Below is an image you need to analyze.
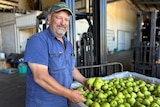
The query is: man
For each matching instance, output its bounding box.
[24,2,87,107]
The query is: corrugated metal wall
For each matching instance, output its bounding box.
[0,13,16,55]
[16,13,38,28]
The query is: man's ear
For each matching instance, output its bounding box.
[47,14,51,24]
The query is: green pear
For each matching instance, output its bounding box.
[119,82,125,87]
[93,81,102,90]
[113,80,119,85]
[117,104,125,107]
[139,80,146,87]
[126,81,133,87]
[122,89,128,94]
[95,77,103,83]
[127,97,136,106]
[97,92,106,99]
[116,84,121,89]
[105,90,112,96]
[127,87,133,93]
[146,95,153,102]
[101,102,110,107]
[83,86,88,91]
[94,98,101,103]
[76,86,84,91]
[85,98,93,106]
[91,102,100,107]
[112,88,117,95]
[148,84,155,91]
[93,91,99,98]
[108,95,115,100]
[137,91,144,98]
[140,86,148,91]
[117,92,124,98]
[154,97,160,105]
[86,77,96,87]
[150,102,159,107]
[143,99,151,105]
[136,97,143,104]
[83,89,89,97]
[156,85,160,93]
[127,77,134,82]
[110,100,118,107]
[101,84,109,90]
[133,86,140,92]
[130,92,137,98]
[117,98,124,104]
[114,96,119,101]
[108,81,113,87]
[123,102,131,107]
[143,90,151,96]
[135,80,140,85]
[87,92,93,99]
[134,101,141,106]
[93,78,104,90]
[103,80,109,84]
[124,93,131,98]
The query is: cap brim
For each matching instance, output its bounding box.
[55,8,72,15]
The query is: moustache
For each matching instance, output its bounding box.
[57,25,66,29]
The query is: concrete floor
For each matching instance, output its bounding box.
[107,50,133,71]
[0,50,132,107]
[0,72,26,107]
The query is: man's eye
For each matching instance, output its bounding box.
[65,19,69,22]
[56,16,61,19]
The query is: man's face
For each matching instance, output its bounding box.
[48,11,70,38]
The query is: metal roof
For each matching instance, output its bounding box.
[131,0,160,11]
[1,0,160,13]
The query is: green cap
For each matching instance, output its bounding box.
[49,2,72,15]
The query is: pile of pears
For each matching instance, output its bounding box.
[76,77,160,107]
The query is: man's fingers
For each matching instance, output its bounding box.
[82,97,86,102]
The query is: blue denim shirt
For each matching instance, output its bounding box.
[24,28,75,107]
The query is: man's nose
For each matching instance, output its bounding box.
[60,18,66,25]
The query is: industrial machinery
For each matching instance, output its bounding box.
[74,12,95,77]
[132,10,160,78]
[74,12,94,67]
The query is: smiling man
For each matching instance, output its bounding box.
[24,2,87,107]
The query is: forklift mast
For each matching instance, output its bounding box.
[132,10,160,78]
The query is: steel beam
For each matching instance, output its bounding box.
[93,0,107,64]
[63,0,77,58]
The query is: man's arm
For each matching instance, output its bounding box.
[72,68,87,86]
[28,62,86,102]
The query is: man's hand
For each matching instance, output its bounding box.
[67,90,86,103]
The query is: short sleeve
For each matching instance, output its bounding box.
[24,34,48,66]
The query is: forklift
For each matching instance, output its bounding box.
[132,10,160,78]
